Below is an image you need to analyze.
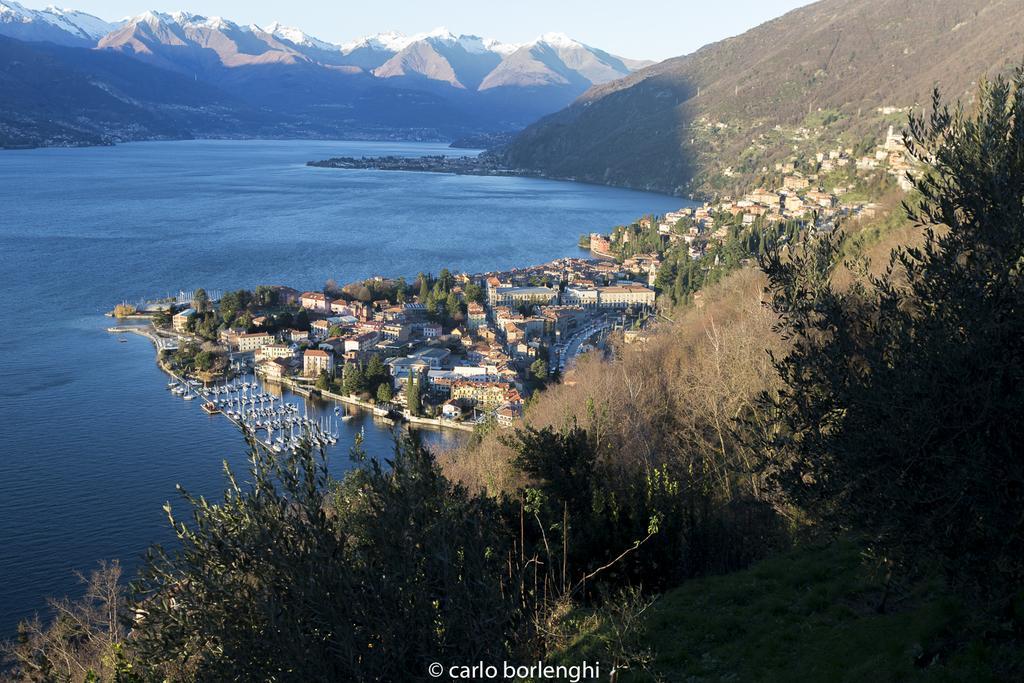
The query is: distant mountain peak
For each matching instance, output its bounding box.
[1,0,113,43]
[416,25,455,41]
[534,31,582,49]
[339,30,408,54]
[262,20,337,51]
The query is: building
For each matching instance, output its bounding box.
[344,331,381,355]
[172,308,196,333]
[382,322,411,342]
[257,357,295,381]
[237,332,274,352]
[310,320,331,338]
[441,399,468,420]
[747,188,780,208]
[410,346,451,369]
[303,349,334,377]
[218,326,243,348]
[589,233,612,255]
[386,357,431,386]
[330,299,353,315]
[300,291,328,312]
[783,174,810,191]
[562,287,600,308]
[450,380,519,411]
[485,276,509,306]
[467,302,487,330]
[496,403,522,427]
[255,343,294,362]
[417,321,442,338]
[541,307,584,341]
[597,284,656,308]
[283,328,309,343]
[489,285,559,309]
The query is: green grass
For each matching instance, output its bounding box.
[553,541,1023,682]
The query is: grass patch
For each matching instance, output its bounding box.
[551,540,1023,681]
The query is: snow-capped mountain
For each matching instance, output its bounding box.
[372,28,507,90]
[481,32,648,91]
[0,0,112,45]
[1,4,658,147]
[91,12,647,92]
[97,11,308,71]
[1,4,650,92]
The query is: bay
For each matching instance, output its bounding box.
[0,139,683,634]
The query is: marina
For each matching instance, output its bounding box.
[165,372,352,453]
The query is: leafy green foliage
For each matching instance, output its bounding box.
[507,424,761,595]
[759,73,1024,598]
[129,435,516,680]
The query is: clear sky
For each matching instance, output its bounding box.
[37,0,817,61]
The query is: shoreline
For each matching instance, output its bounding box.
[107,324,476,436]
[308,154,687,198]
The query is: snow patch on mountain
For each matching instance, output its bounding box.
[264,21,339,52]
[0,0,113,41]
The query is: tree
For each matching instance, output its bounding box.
[315,370,331,392]
[758,72,1024,599]
[129,435,516,680]
[530,358,548,383]
[418,273,431,302]
[365,354,387,390]
[341,363,365,396]
[464,282,484,305]
[445,291,462,320]
[192,288,210,313]
[5,562,138,682]
[219,290,252,322]
[406,377,422,416]
[113,303,137,318]
[424,294,441,320]
[195,350,215,372]
[153,308,172,327]
[438,268,453,292]
[507,424,684,595]
[254,285,278,308]
[376,382,393,404]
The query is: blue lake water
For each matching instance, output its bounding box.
[0,139,682,634]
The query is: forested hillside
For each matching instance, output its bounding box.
[498,0,1024,195]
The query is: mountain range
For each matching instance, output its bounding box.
[496,0,1024,195]
[0,2,653,147]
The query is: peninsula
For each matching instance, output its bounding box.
[306,154,535,179]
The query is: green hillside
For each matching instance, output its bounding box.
[555,541,1023,682]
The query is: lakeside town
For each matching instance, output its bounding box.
[110,122,914,436]
[111,258,658,435]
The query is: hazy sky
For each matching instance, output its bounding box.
[39,0,817,61]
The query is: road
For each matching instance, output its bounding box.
[557,318,614,372]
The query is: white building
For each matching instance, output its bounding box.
[597,284,656,308]
[303,349,334,377]
[237,332,274,352]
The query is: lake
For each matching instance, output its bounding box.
[0,139,683,634]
